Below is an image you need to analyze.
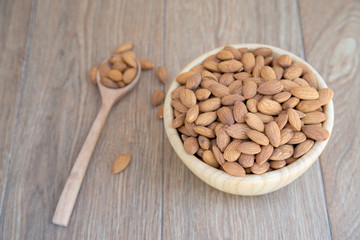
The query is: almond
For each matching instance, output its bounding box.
[222,162,245,177]
[184,121,198,137]
[225,123,251,139]
[277,54,292,68]
[203,60,219,72]
[151,89,165,106]
[123,68,137,84]
[202,150,220,168]
[265,121,281,147]
[209,82,231,98]
[256,144,274,164]
[156,66,168,83]
[178,125,190,136]
[287,131,307,144]
[90,66,98,84]
[294,139,314,158]
[176,72,193,84]
[254,112,274,123]
[318,88,334,106]
[99,62,111,77]
[101,77,118,88]
[179,89,197,108]
[269,160,286,169]
[217,127,230,152]
[202,70,218,81]
[291,86,319,100]
[246,99,258,113]
[107,69,123,81]
[280,128,293,145]
[113,62,128,72]
[139,58,155,70]
[223,140,242,162]
[109,55,123,64]
[264,56,273,65]
[292,62,311,75]
[293,78,310,87]
[157,105,164,119]
[260,66,276,81]
[198,136,211,150]
[193,126,215,138]
[172,113,185,128]
[243,80,257,99]
[219,73,234,86]
[112,154,131,174]
[270,145,294,160]
[238,141,261,154]
[191,65,206,73]
[228,80,243,94]
[218,60,243,73]
[302,124,330,141]
[302,111,327,124]
[286,157,298,165]
[242,52,256,73]
[273,65,284,80]
[246,130,269,145]
[208,122,219,131]
[216,50,234,60]
[253,47,272,57]
[287,109,302,131]
[275,113,288,130]
[302,72,318,89]
[234,72,252,80]
[224,45,242,60]
[281,80,300,91]
[171,99,189,113]
[186,104,199,123]
[221,94,245,105]
[201,79,218,89]
[233,101,248,123]
[123,50,136,58]
[186,72,201,90]
[282,97,300,110]
[217,107,234,125]
[236,154,253,168]
[257,98,282,115]
[195,112,217,126]
[212,145,225,165]
[273,91,291,103]
[245,113,264,132]
[284,65,302,80]
[257,81,284,95]
[172,86,185,99]
[199,98,221,112]
[123,55,137,68]
[251,162,270,175]
[195,88,211,101]
[114,42,133,53]
[184,137,199,154]
[296,100,321,112]
[252,55,265,77]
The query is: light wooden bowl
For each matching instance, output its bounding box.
[164,44,334,196]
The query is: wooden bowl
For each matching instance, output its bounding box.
[164,44,334,196]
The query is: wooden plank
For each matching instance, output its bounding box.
[299,0,360,238]
[0,0,164,239]
[163,0,331,239]
[0,0,34,216]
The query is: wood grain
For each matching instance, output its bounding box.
[0,0,164,239]
[0,0,34,217]
[299,0,360,238]
[163,0,331,239]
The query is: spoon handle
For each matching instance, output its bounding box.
[52,103,112,227]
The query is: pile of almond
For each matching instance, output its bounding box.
[171,46,334,176]
[90,42,155,88]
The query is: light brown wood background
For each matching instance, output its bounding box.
[0,0,358,239]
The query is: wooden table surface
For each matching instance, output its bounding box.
[0,0,359,239]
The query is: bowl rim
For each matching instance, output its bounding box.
[164,43,334,185]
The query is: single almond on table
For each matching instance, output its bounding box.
[157,105,164,119]
[156,66,168,83]
[151,89,165,106]
[112,154,131,174]
[139,58,155,70]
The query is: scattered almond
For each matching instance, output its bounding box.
[112,154,131,174]
[151,89,165,106]
[156,66,168,83]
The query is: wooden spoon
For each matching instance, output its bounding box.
[52,59,141,227]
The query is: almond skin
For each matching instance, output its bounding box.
[243,80,257,99]
[245,113,265,132]
[151,89,165,106]
[195,88,211,101]
[238,141,261,155]
[179,89,197,108]
[217,107,234,125]
[294,139,314,158]
[318,88,334,106]
[257,98,282,115]
[260,66,276,81]
[222,162,245,177]
[195,112,217,126]
[183,137,199,154]
[199,98,222,112]
[112,154,131,174]
[257,81,284,95]
[242,52,256,73]
[156,66,168,83]
[256,144,274,164]
[233,101,248,123]
[265,121,281,147]
[291,86,319,100]
[302,124,330,141]
[218,60,243,73]
[246,130,269,145]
